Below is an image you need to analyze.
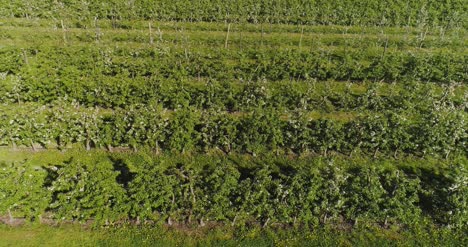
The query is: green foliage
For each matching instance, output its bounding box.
[127,154,179,223]
[418,160,468,228]
[0,2,466,238]
[198,160,240,222]
[1,100,465,158]
[48,156,127,224]
[2,42,464,112]
[8,47,465,108]
[1,0,465,28]
[2,154,466,229]
[239,107,284,155]
[165,106,201,153]
[0,161,49,221]
[199,109,239,154]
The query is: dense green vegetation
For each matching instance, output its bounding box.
[1,0,466,28]
[0,19,466,158]
[1,102,466,157]
[0,0,467,244]
[1,151,467,229]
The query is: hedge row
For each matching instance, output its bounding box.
[2,73,464,111]
[1,104,466,157]
[1,154,466,228]
[1,0,466,28]
[4,47,465,84]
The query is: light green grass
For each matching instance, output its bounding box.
[0,224,466,247]
[0,149,33,163]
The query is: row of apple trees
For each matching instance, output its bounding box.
[1,75,465,113]
[0,104,465,158]
[11,46,466,88]
[1,154,466,228]
[1,0,465,28]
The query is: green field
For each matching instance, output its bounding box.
[0,0,467,245]
[2,223,467,247]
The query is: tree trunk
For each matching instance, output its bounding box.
[262,217,270,228]
[239,29,243,50]
[231,214,238,227]
[167,216,173,226]
[22,49,29,65]
[86,138,91,151]
[299,25,304,47]
[260,23,264,47]
[148,22,153,44]
[199,218,205,227]
[30,140,36,152]
[8,209,13,225]
[155,142,160,155]
[61,20,67,44]
[157,27,163,42]
[224,23,231,49]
